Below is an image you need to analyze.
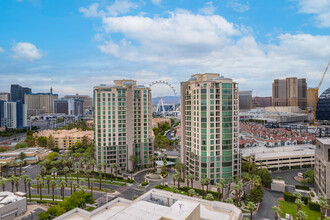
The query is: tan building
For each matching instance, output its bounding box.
[35,129,93,151]
[0,147,52,165]
[272,77,307,110]
[94,80,153,172]
[181,73,240,184]
[315,138,330,206]
[307,87,318,108]
[25,92,58,116]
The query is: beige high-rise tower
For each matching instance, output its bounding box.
[272,77,307,110]
[181,73,240,184]
[94,80,153,172]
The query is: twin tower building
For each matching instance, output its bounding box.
[94,73,240,184]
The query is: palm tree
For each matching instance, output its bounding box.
[75,168,80,184]
[114,163,119,178]
[103,162,107,178]
[227,177,233,198]
[45,175,52,195]
[297,210,308,220]
[246,201,256,220]
[148,156,154,170]
[216,182,223,201]
[50,180,56,201]
[173,173,181,188]
[204,178,210,192]
[13,162,17,176]
[51,167,57,180]
[272,206,281,220]
[26,178,32,200]
[319,196,329,220]
[109,164,114,181]
[235,181,243,206]
[186,174,193,188]
[40,166,46,181]
[129,155,137,172]
[219,178,225,201]
[18,161,23,176]
[79,185,88,194]
[200,178,207,199]
[99,171,103,190]
[60,180,66,201]
[295,198,304,212]
[22,175,28,193]
[90,179,94,199]
[68,177,73,195]
[9,176,15,192]
[86,170,91,187]
[63,167,69,183]
[174,162,184,180]
[5,162,10,177]
[37,178,43,200]
[188,189,196,197]
[14,176,21,192]
[0,178,6,191]
[72,182,78,193]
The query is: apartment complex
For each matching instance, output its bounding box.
[55,189,243,220]
[181,73,240,184]
[25,92,58,116]
[94,80,153,171]
[0,100,27,128]
[315,138,330,203]
[35,129,93,151]
[239,90,252,110]
[272,77,307,110]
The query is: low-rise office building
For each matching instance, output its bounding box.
[315,138,330,206]
[55,189,243,220]
[241,144,315,170]
[0,191,27,220]
[35,129,93,151]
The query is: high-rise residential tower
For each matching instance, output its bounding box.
[10,84,31,103]
[181,73,240,184]
[94,80,153,172]
[272,77,307,110]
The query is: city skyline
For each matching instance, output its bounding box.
[0,0,330,98]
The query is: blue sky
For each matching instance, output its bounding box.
[0,0,329,98]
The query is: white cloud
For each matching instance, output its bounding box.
[199,1,216,15]
[151,0,161,5]
[11,42,43,61]
[297,0,330,27]
[0,47,5,53]
[79,0,138,18]
[226,0,249,12]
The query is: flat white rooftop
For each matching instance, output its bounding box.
[241,144,315,159]
[317,138,330,145]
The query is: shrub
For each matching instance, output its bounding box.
[179,186,221,200]
[141,182,149,186]
[295,185,310,191]
[301,196,310,205]
[308,201,320,212]
[284,192,296,203]
[155,185,165,189]
[310,192,315,197]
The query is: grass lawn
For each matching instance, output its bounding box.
[278,200,321,220]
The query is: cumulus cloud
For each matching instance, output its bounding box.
[226,0,249,12]
[11,42,43,61]
[150,0,161,5]
[297,0,330,27]
[199,1,216,15]
[0,47,5,53]
[79,0,138,17]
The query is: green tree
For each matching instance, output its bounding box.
[9,176,15,192]
[205,193,214,201]
[26,178,32,200]
[47,134,56,150]
[60,180,66,201]
[257,168,272,188]
[51,167,58,180]
[15,142,28,150]
[297,210,308,220]
[173,172,181,188]
[63,167,69,183]
[188,189,196,197]
[235,181,243,206]
[47,152,60,161]
[272,206,281,220]
[225,198,234,204]
[319,196,329,220]
[45,175,52,195]
[249,184,264,203]
[246,201,257,220]
[37,136,48,148]
[25,132,36,147]
[50,180,56,201]
[22,175,28,193]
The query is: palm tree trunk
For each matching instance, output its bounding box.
[24,182,27,193]
[20,164,22,176]
[2,183,5,191]
[250,211,253,220]
[14,166,16,176]
[40,183,42,200]
[11,182,14,192]
[15,181,18,192]
[28,183,31,200]
[62,187,64,200]
[52,186,55,201]
[191,179,193,188]
[48,183,50,194]
[91,182,93,199]
[70,183,72,195]
[99,175,102,190]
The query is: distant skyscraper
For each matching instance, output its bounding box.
[239,91,252,110]
[180,73,240,184]
[1,100,27,128]
[94,80,153,171]
[25,93,58,116]
[252,96,272,108]
[63,94,93,114]
[54,98,84,116]
[272,77,307,110]
[0,92,10,102]
[10,84,31,104]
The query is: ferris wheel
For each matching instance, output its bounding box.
[149,81,178,116]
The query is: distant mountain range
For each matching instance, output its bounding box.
[152,96,180,105]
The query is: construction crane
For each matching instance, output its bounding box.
[306,60,330,124]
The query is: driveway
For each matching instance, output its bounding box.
[255,189,283,220]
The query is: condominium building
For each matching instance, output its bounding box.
[35,129,94,151]
[315,138,330,204]
[94,80,153,172]
[25,92,58,116]
[10,84,31,103]
[272,77,307,110]
[0,101,27,128]
[239,90,252,110]
[181,73,240,184]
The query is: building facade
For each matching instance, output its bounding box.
[54,98,84,116]
[181,73,240,184]
[316,87,330,121]
[272,77,307,110]
[0,101,27,129]
[63,94,93,114]
[0,92,10,102]
[239,90,252,110]
[10,84,31,103]
[315,138,330,206]
[252,96,272,108]
[0,191,27,220]
[25,93,58,116]
[94,80,153,171]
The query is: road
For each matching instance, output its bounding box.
[254,189,283,220]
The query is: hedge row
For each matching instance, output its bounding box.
[295,185,310,191]
[308,201,321,212]
[283,192,309,205]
